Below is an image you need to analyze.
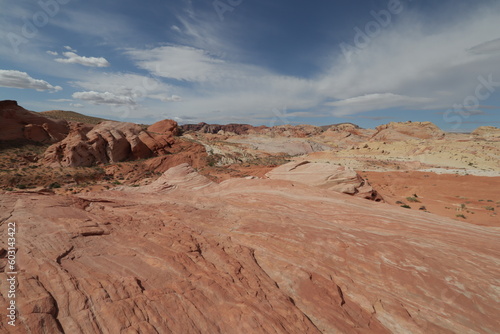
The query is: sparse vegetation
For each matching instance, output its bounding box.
[456,214,466,219]
[401,204,411,209]
[406,196,420,203]
[484,206,495,211]
[48,182,61,189]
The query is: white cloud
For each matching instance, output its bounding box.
[46,51,58,56]
[325,94,434,116]
[126,46,226,82]
[64,46,77,52]
[70,103,84,108]
[70,72,180,104]
[125,45,320,114]
[149,94,182,102]
[49,98,73,102]
[117,4,500,122]
[0,70,62,92]
[55,52,110,67]
[318,6,500,115]
[72,91,135,105]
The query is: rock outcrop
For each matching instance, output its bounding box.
[135,163,215,193]
[1,164,499,333]
[147,119,181,136]
[180,122,325,138]
[0,100,69,143]
[180,122,256,135]
[372,121,445,141]
[265,160,383,201]
[253,125,324,138]
[43,120,179,167]
[472,126,500,140]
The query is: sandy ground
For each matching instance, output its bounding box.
[362,171,500,227]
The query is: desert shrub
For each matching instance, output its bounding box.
[406,197,420,203]
[49,182,61,189]
[484,206,495,211]
[401,204,411,209]
[456,214,466,219]
[17,184,26,189]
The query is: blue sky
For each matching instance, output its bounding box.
[1,0,499,131]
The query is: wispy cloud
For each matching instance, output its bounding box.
[319,5,500,115]
[325,94,434,116]
[0,69,62,91]
[124,45,320,117]
[70,72,179,104]
[126,46,225,82]
[468,38,500,55]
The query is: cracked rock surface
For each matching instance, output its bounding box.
[1,164,499,333]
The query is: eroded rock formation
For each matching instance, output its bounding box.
[372,121,445,141]
[0,164,498,333]
[43,120,180,167]
[0,100,69,143]
[265,160,383,201]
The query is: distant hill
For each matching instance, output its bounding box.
[319,122,361,131]
[40,110,110,125]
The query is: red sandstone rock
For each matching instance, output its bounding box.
[0,165,499,333]
[0,100,69,143]
[371,121,445,141]
[43,121,180,167]
[147,119,180,136]
[266,160,383,201]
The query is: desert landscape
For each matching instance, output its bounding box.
[0,100,499,333]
